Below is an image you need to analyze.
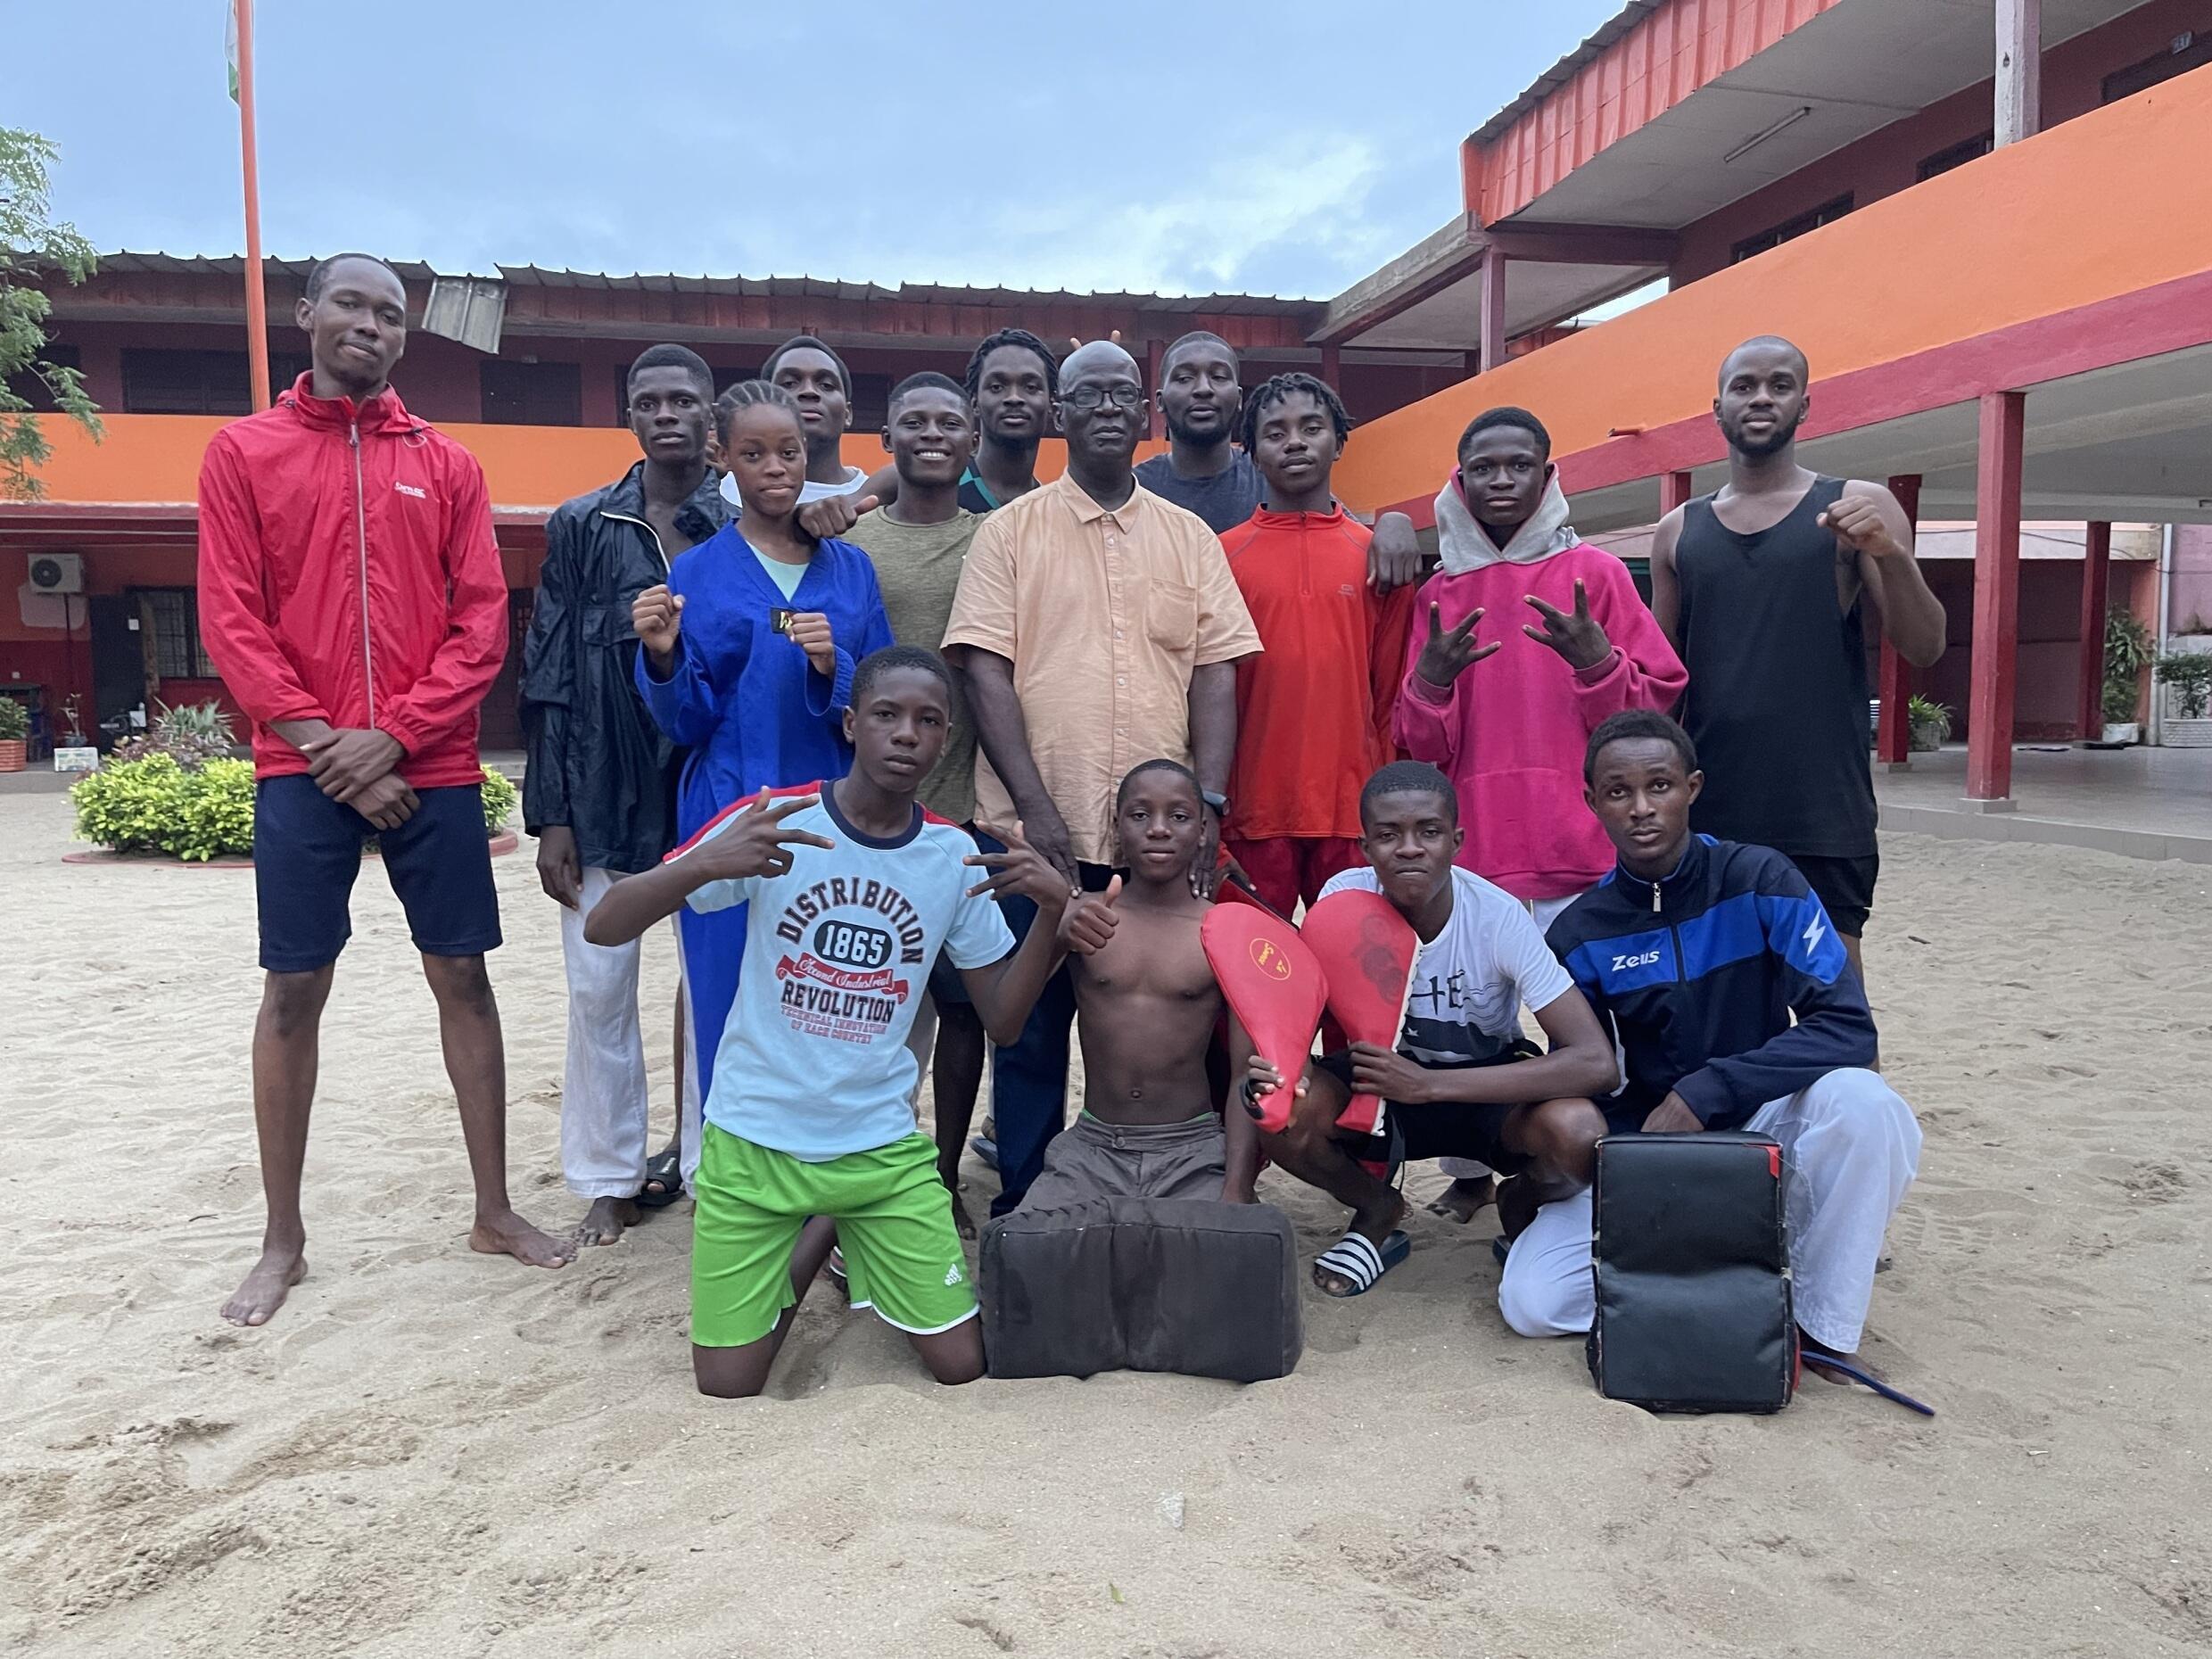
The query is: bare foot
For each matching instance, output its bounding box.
[1799,1329,1861,1385]
[222,1245,308,1326]
[1427,1175,1495,1224]
[573,1196,640,1247]
[1313,1191,1407,1297]
[470,1209,575,1268]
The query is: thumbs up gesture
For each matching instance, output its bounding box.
[1058,873,1123,955]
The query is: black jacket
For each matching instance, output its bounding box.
[520,464,728,873]
[1544,835,1878,1131]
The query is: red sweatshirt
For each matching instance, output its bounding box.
[1397,541,1686,901]
[196,374,508,788]
[1221,506,1416,840]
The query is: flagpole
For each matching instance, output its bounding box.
[235,0,270,411]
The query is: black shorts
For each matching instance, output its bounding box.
[1790,851,1878,937]
[254,775,502,972]
[1314,1043,1541,1177]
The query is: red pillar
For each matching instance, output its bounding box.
[1659,471,1695,515]
[1144,336,1165,441]
[1876,474,1923,765]
[1967,391,2026,803]
[2076,519,2110,739]
[1319,342,1341,391]
[1478,243,1506,374]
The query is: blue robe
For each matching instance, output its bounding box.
[636,526,895,1093]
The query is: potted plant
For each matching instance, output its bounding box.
[1906,694,1952,753]
[2154,649,2212,748]
[0,697,27,772]
[2100,610,2153,745]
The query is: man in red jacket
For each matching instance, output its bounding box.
[197,252,572,1325]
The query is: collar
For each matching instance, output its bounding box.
[1433,470,1580,574]
[1050,467,1147,530]
[1248,502,1348,532]
[599,461,728,541]
[1606,833,1713,910]
[278,369,416,434]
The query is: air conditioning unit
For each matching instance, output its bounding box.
[28,553,83,595]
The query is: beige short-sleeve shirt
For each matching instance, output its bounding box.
[942,472,1262,864]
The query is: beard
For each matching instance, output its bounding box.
[1163,409,1232,449]
[1726,406,1804,457]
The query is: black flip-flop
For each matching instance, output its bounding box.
[1801,1350,1936,1416]
[635,1150,684,1210]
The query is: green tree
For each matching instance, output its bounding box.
[1,128,102,499]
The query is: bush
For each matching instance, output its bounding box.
[72,755,256,861]
[111,699,237,768]
[2155,651,2212,720]
[480,766,517,832]
[0,698,28,742]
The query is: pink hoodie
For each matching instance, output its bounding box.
[1396,477,1687,902]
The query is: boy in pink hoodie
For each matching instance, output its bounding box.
[1396,408,1686,1221]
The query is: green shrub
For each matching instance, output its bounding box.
[0,698,28,742]
[2155,651,2212,720]
[171,760,258,861]
[111,698,238,769]
[480,766,517,831]
[72,754,189,853]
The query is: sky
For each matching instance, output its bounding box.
[4,0,1625,300]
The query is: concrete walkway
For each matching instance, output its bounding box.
[1878,743,2212,863]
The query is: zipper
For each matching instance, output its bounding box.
[602,510,671,575]
[351,419,376,725]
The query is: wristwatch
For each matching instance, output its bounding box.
[1201,788,1230,817]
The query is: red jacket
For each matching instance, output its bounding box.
[196,374,507,788]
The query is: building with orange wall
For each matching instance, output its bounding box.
[1322,0,2212,803]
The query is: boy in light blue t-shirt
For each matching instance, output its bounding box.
[587,646,1108,1398]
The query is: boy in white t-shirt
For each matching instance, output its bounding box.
[586,646,1102,1397]
[1247,762,1618,1298]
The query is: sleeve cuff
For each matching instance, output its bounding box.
[1405,670,1455,706]
[1572,648,1624,686]
[1672,1070,1731,1125]
[806,648,858,718]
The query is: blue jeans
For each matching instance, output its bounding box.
[972,830,1113,1217]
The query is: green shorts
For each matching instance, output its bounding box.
[690,1125,977,1349]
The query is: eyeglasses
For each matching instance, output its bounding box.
[1062,385,1145,413]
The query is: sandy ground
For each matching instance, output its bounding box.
[2,788,2208,1659]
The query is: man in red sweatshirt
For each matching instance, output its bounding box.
[197,252,572,1326]
[1397,407,1686,1222]
[1219,374,1416,919]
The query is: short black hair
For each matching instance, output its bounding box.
[763,334,852,397]
[1239,371,1350,456]
[1584,710,1699,783]
[1162,330,1237,375]
[627,343,714,401]
[888,370,967,413]
[1116,757,1201,810]
[853,645,953,707]
[1457,406,1551,464]
[964,328,1059,402]
[305,252,402,302]
[714,379,805,446]
[1720,334,1811,388]
[1359,761,1457,825]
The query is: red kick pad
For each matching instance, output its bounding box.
[1201,906,1326,1135]
[1300,889,1420,1139]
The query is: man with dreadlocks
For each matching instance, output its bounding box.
[960,327,1058,513]
[1217,373,1417,920]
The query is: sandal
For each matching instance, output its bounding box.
[1313,1230,1410,1298]
[635,1149,683,1210]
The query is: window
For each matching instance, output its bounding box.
[2104,30,2209,103]
[1918,132,1993,181]
[139,589,217,679]
[481,359,582,425]
[1730,194,1854,264]
[120,348,309,414]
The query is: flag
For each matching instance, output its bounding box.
[226,0,241,103]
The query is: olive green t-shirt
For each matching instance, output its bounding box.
[848,506,981,824]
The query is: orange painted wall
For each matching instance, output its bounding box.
[1342,64,2212,513]
[13,418,1154,514]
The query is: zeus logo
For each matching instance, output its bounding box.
[1611,950,1661,971]
[1803,913,1828,953]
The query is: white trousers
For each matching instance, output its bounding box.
[1440,891,1585,1184]
[1496,1068,1921,1353]
[560,866,698,1199]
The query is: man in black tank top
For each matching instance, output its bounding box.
[1649,337,1947,987]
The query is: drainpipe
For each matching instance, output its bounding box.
[2151,523,2175,745]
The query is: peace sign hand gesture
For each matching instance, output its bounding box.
[964,820,1076,912]
[1523,580,1614,672]
[1413,602,1499,689]
[693,788,837,882]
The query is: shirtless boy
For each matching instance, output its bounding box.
[1018,759,1259,1209]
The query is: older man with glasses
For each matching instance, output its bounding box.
[944,339,1263,1217]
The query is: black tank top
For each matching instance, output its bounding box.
[1675,476,1875,859]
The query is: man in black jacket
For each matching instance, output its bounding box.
[521,344,728,1243]
[1503,710,1920,1368]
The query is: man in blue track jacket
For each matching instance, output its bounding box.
[1504,710,1920,1366]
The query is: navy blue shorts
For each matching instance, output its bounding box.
[254,775,502,973]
